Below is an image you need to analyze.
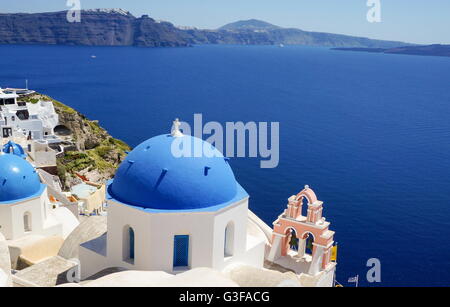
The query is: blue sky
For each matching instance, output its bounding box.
[0,0,449,44]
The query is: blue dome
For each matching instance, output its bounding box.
[0,153,43,203]
[109,135,240,211]
[2,141,26,159]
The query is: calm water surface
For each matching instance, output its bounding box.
[1,44,450,286]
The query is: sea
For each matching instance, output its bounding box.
[1,44,449,287]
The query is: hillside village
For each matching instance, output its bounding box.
[1,88,129,214]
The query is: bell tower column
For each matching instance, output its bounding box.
[308,244,326,275]
[322,246,332,270]
[267,233,286,262]
[297,237,306,258]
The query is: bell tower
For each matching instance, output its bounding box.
[267,186,336,277]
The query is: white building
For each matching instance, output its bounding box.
[27,140,57,168]
[0,88,59,143]
[79,124,267,279]
[0,151,79,268]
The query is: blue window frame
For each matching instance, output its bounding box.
[173,235,189,268]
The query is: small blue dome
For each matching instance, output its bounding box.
[0,153,42,203]
[109,135,240,210]
[2,141,26,159]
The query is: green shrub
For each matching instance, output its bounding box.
[95,146,112,158]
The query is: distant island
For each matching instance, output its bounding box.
[332,44,450,58]
[0,9,411,48]
[219,19,282,31]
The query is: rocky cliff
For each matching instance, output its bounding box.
[0,9,189,47]
[23,93,131,189]
[211,19,412,48]
[0,10,411,48]
[182,27,410,48]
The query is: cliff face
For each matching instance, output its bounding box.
[0,10,189,47]
[208,19,412,48]
[0,10,411,48]
[183,28,410,48]
[23,93,131,189]
[133,16,189,47]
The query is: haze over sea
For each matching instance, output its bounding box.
[1,44,449,286]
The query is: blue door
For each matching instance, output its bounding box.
[173,235,189,268]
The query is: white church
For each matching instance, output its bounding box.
[79,121,337,287]
[79,123,267,278]
[0,148,79,269]
[0,153,61,240]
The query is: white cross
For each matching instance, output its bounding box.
[171,118,184,137]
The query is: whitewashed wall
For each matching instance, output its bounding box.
[80,198,266,278]
[0,189,63,240]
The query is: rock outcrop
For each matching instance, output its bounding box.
[23,93,131,189]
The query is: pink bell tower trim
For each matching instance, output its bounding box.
[267,186,336,276]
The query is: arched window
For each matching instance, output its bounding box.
[286,228,298,252]
[224,222,235,257]
[304,233,315,255]
[123,225,135,264]
[23,212,32,232]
